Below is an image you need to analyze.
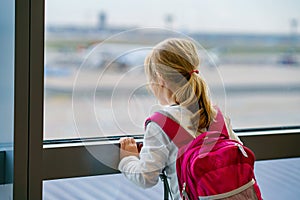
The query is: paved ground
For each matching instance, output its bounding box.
[44,64,300,140]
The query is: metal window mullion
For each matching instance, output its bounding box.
[28,0,45,199]
[14,0,45,199]
[14,0,30,199]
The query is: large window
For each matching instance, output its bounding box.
[44,0,300,140]
[42,1,300,198]
[7,0,300,199]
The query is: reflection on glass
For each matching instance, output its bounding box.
[44,0,300,140]
[0,0,15,198]
[43,174,162,200]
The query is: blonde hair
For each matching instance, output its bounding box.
[144,38,216,136]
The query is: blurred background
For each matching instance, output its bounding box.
[44,0,300,140]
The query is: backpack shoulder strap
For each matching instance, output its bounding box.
[144,107,229,147]
[208,106,229,137]
[145,112,194,148]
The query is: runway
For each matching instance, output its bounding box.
[44,64,300,140]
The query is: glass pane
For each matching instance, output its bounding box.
[44,0,300,140]
[0,0,15,198]
[43,158,300,200]
[254,157,300,199]
[43,174,163,200]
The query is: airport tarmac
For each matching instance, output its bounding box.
[44,64,300,140]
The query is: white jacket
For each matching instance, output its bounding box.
[118,105,240,200]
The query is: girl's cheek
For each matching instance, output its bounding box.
[150,83,167,105]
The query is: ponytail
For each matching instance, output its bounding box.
[173,73,216,136]
[194,76,216,134]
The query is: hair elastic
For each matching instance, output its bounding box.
[189,69,199,75]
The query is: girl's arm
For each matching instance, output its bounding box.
[118,122,171,188]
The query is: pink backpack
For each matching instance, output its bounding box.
[145,108,262,200]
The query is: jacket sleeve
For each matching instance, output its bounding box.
[118,122,171,188]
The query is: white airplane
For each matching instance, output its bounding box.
[81,42,151,72]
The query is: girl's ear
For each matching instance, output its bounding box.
[156,73,166,87]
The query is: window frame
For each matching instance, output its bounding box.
[12,0,300,199]
[14,0,44,199]
[42,130,300,181]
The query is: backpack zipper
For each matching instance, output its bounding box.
[235,143,248,157]
[182,182,190,200]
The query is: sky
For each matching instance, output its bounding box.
[45,0,300,34]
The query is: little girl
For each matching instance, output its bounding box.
[118,38,241,199]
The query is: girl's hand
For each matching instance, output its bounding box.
[119,137,139,160]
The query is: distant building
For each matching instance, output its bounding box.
[98,12,107,30]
